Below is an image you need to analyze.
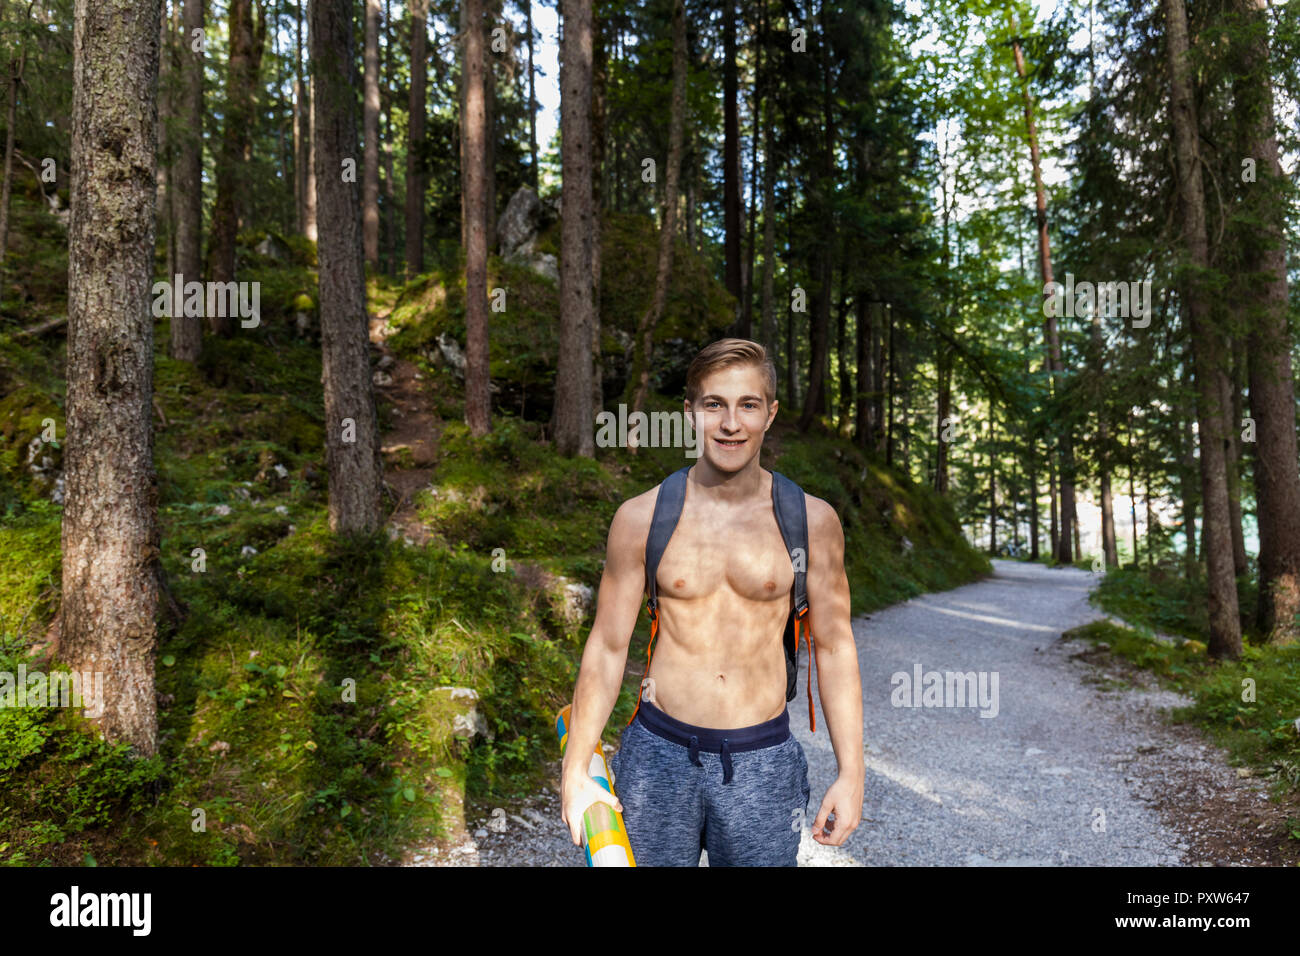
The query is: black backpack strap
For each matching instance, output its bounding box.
[772,471,816,732]
[644,465,692,616]
[770,471,808,618]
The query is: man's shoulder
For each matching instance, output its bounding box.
[609,482,663,541]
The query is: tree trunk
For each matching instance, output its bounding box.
[405,0,427,278]
[590,5,606,420]
[626,0,686,433]
[171,0,205,362]
[526,0,538,189]
[210,0,265,336]
[304,11,317,241]
[484,0,497,254]
[0,5,30,290]
[551,0,595,455]
[1014,36,1074,564]
[855,296,871,452]
[1091,310,1117,568]
[759,18,776,358]
[1224,337,1248,575]
[722,0,741,321]
[62,0,162,756]
[363,0,380,267]
[294,0,305,231]
[934,348,951,494]
[1233,0,1300,644]
[157,2,174,283]
[312,0,383,534]
[1164,0,1242,658]
[463,0,491,436]
[989,405,997,554]
[383,0,396,276]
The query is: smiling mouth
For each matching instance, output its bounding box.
[714,437,746,448]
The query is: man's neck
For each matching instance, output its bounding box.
[688,457,766,505]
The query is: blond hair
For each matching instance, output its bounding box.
[684,338,777,406]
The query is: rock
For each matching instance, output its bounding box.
[452,709,490,741]
[241,545,258,557]
[255,233,293,261]
[275,505,289,515]
[497,186,543,257]
[373,370,394,387]
[474,828,489,839]
[560,581,594,626]
[377,353,395,371]
[901,536,914,552]
[213,504,232,516]
[528,252,559,282]
[273,464,289,479]
[437,333,467,377]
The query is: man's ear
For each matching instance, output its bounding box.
[767,399,779,429]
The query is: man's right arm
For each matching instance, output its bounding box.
[559,494,652,844]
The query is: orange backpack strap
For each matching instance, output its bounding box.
[627,601,659,727]
[795,606,815,732]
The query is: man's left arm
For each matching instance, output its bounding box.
[804,496,864,846]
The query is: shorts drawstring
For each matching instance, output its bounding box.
[688,734,702,767]
[721,738,732,785]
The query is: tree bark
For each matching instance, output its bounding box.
[1090,309,1117,568]
[551,0,595,456]
[855,296,871,452]
[627,0,686,427]
[405,0,427,278]
[0,2,33,296]
[526,0,538,190]
[363,0,380,267]
[590,4,606,420]
[171,0,205,362]
[62,0,162,756]
[1233,0,1300,644]
[722,0,741,321]
[1014,35,1074,564]
[312,0,383,534]
[210,0,265,335]
[1164,0,1241,658]
[462,0,491,436]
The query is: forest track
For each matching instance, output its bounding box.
[369,312,441,547]
[406,559,1298,867]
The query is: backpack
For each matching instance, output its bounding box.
[625,465,819,733]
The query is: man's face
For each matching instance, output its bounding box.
[685,363,778,472]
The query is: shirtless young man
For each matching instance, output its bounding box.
[560,338,864,866]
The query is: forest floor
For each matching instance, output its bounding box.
[400,560,1299,867]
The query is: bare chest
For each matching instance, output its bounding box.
[655,502,795,605]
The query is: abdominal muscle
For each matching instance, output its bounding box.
[644,591,790,729]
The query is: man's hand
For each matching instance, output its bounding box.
[560,768,624,847]
[809,773,863,846]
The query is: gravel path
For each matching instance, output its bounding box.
[408,559,1279,866]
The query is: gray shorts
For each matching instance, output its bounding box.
[608,699,811,866]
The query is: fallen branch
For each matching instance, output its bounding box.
[13,314,67,338]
